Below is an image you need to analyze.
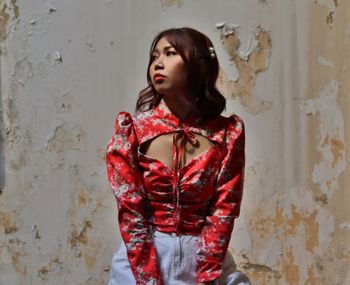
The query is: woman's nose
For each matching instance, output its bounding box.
[154,57,164,69]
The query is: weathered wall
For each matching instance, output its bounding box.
[0,0,349,284]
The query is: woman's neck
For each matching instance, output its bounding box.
[162,94,191,121]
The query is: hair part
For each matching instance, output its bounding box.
[136,27,226,121]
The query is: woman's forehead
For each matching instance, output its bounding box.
[153,37,174,51]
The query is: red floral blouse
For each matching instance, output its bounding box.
[106,98,245,284]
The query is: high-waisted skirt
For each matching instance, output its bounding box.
[108,231,251,285]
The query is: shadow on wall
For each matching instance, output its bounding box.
[0,60,5,193]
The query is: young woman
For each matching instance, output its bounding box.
[106,27,251,285]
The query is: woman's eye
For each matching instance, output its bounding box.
[151,55,158,61]
[167,51,177,56]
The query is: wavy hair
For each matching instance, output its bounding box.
[136,27,226,121]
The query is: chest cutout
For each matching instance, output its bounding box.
[139,132,215,171]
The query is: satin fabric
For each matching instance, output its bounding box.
[106,98,246,284]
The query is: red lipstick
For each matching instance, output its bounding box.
[154,73,165,81]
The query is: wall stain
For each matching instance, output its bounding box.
[10,0,19,19]
[0,2,10,41]
[37,256,63,280]
[78,187,91,206]
[249,204,320,253]
[242,254,281,276]
[0,0,18,41]
[55,92,74,113]
[70,220,93,248]
[304,265,319,285]
[83,240,102,270]
[66,183,107,273]
[277,205,319,252]
[313,0,338,27]
[38,266,49,279]
[313,240,350,284]
[160,0,184,8]
[84,277,103,285]
[32,224,41,239]
[241,185,331,285]
[304,1,350,280]
[7,127,32,171]
[46,122,87,153]
[321,135,344,168]
[281,247,300,285]
[216,24,272,115]
[8,238,27,275]
[326,11,334,25]
[240,254,281,285]
[0,211,18,234]
[97,147,106,166]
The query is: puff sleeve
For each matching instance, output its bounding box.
[196,115,245,283]
[105,112,164,285]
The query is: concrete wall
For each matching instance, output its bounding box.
[0,0,349,284]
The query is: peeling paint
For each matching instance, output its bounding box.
[14,57,34,85]
[317,56,334,68]
[339,221,350,230]
[240,183,336,283]
[10,0,19,19]
[313,0,338,27]
[216,24,272,115]
[1,1,349,284]
[0,0,19,41]
[54,50,62,63]
[300,80,345,195]
[0,2,10,41]
[215,22,239,36]
[48,6,57,14]
[326,11,335,25]
[55,92,74,112]
[313,0,337,11]
[32,224,41,239]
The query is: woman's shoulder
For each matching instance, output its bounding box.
[217,113,244,133]
[114,111,133,127]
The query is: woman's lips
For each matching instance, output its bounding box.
[154,75,165,82]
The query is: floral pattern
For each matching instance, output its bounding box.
[106,98,245,284]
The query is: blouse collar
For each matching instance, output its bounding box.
[133,97,226,145]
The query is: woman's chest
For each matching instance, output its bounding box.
[138,138,224,202]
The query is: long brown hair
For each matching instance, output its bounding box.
[136,27,226,121]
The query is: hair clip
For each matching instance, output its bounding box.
[209,46,216,58]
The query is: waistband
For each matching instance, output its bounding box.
[151,229,201,239]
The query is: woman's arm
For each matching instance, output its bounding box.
[106,112,164,285]
[196,115,245,283]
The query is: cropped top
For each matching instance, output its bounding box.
[105,98,245,284]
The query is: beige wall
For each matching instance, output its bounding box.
[0,0,349,284]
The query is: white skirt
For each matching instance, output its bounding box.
[108,231,251,285]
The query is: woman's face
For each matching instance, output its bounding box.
[149,37,189,97]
